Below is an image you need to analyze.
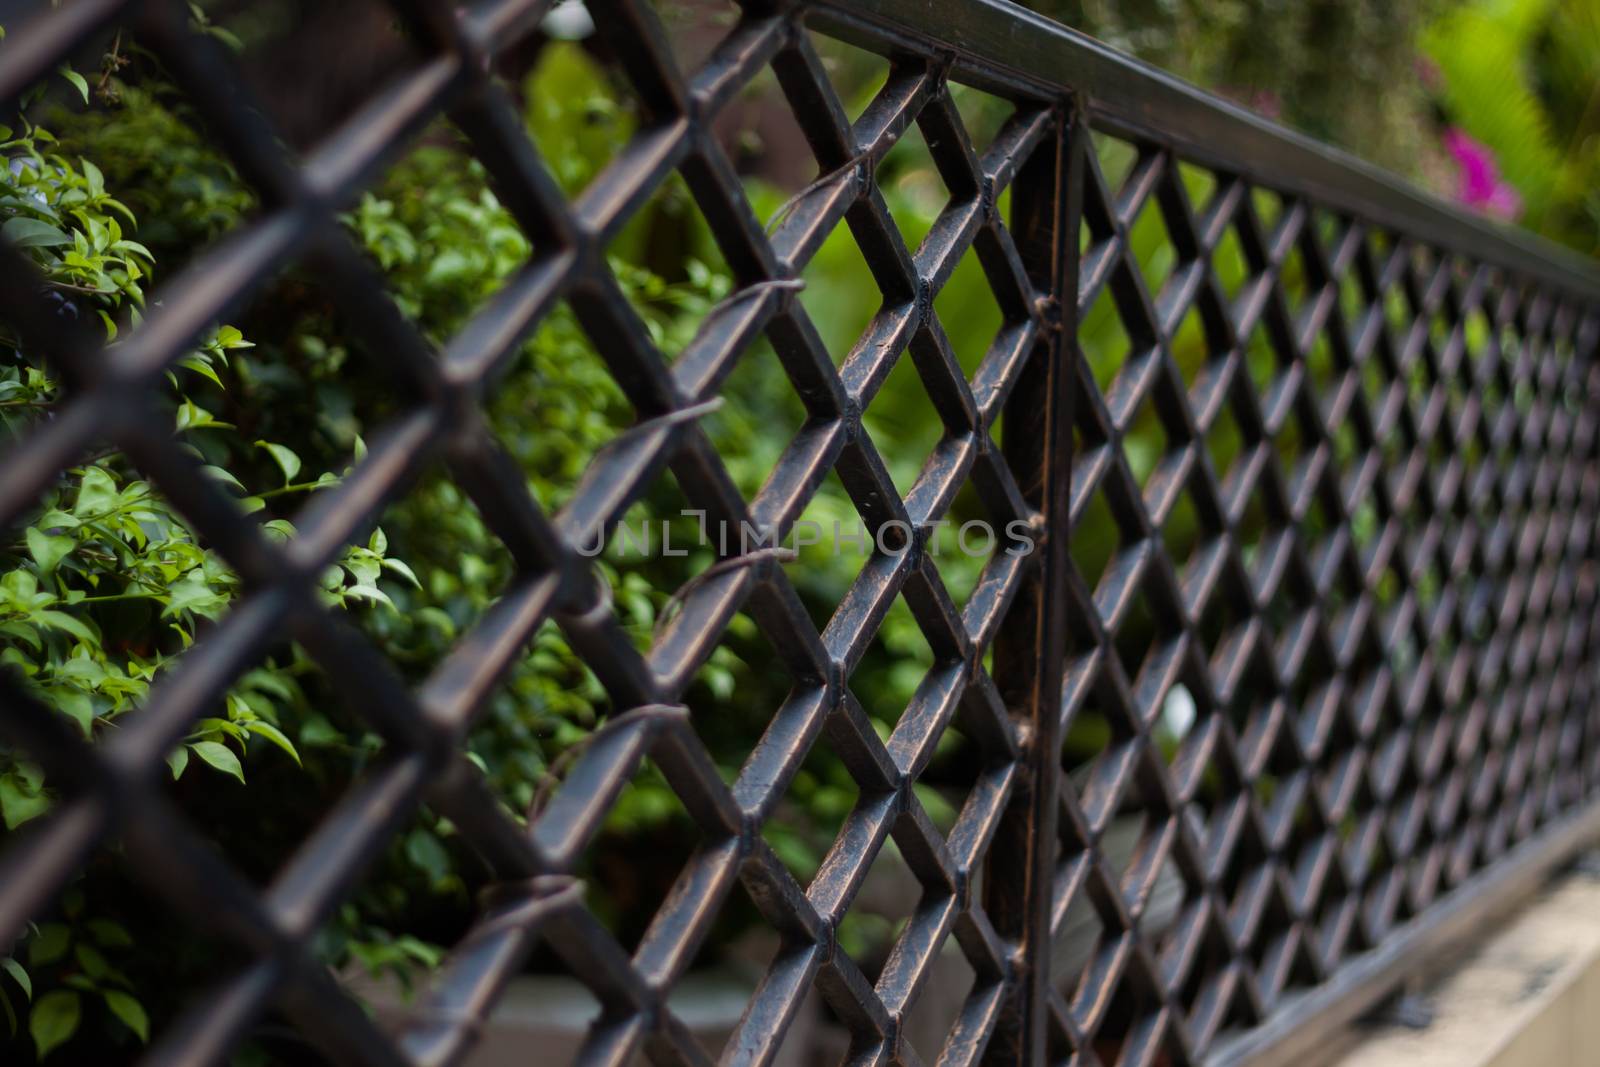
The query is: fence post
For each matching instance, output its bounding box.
[983,100,1082,1063]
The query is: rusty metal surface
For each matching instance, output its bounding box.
[0,1,1598,1065]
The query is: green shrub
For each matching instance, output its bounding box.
[0,65,410,1055]
[0,29,913,1061]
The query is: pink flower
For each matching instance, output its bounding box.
[1442,127,1522,220]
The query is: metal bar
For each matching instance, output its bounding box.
[0,1,1596,1065]
[981,100,1077,1063]
[1210,802,1600,1067]
[1032,103,1083,1062]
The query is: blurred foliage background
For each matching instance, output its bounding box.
[0,0,1596,1061]
[1036,0,1600,255]
[1034,0,1454,175]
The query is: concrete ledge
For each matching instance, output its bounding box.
[1335,866,1600,1067]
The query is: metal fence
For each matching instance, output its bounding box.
[2,0,1599,1065]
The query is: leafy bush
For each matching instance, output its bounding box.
[0,63,416,1055]
[0,25,918,1062]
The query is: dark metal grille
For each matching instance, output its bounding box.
[1,1,1598,1066]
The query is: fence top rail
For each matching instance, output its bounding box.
[813,0,1600,299]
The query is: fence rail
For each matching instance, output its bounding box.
[1,0,1598,1065]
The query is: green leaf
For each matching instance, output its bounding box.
[9,762,43,794]
[0,217,70,249]
[30,990,80,1058]
[110,238,153,261]
[0,569,38,605]
[102,991,147,1043]
[25,528,74,574]
[299,715,343,747]
[254,440,301,485]
[80,160,104,197]
[190,741,244,784]
[59,67,89,105]
[9,630,55,669]
[343,551,381,586]
[49,690,94,737]
[200,465,246,493]
[0,773,50,829]
[261,519,296,543]
[54,657,106,687]
[243,720,301,766]
[85,920,132,950]
[177,355,224,388]
[73,467,119,517]
[394,935,444,968]
[161,572,228,620]
[72,943,109,980]
[33,611,95,644]
[343,584,394,609]
[0,622,41,652]
[174,398,232,432]
[27,925,69,967]
[165,746,189,780]
[381,557,422,588]
[213,324,252,349]
[3,958,32,1001]
[404,829,451,884]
